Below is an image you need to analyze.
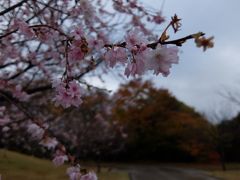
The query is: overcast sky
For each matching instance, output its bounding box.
[141,0,240,120]
[147,0,240,120]
[87,0,240,121]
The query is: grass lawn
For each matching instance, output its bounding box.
[0,149,129,180]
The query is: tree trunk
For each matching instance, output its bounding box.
[219,148,226,171]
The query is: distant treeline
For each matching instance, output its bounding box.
[1,79,240,164]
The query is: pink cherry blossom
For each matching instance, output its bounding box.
[68,38,88,64]
[71,27,85,40]
[152,13,165,24]
[146,45,179,76]
[27,123,45,140]
[68,81,81,97]
[0,106,6,115]
[104,47,127,68]
[53,79,83,108]
[66,166,81,180]
[14,19,35,38]
[80,172,98,180]
[68,48,85,63]
[40,137,58,150]
[125,29,147,50]
[52,154,68,166]
[12,85,30,102]
[2,126,10,132]
[0,117,10,126]
[54,89,72,108]
[124,50,147,77]
[36,28,56,43]
[87,37,104,52]
[124,60,144,77]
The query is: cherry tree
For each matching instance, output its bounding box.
[51,90,127,171]
[0,0,213,179]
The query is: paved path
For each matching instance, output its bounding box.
[116,165,219,180]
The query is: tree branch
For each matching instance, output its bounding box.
[0,0,28,16]
[6,63,34,80]
[105,32,205,50]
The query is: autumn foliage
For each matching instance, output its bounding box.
[111,80,214,161]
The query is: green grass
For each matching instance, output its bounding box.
[0,149,129,180]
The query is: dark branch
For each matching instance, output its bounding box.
[74,59,103,80]
[6,64,34,80]
[25,59,103,94]
[0,0,28,16]
[0,62,17,69]
[26,84,52,94]
[104,32,205,50]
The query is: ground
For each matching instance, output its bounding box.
[119,164,218,180]
[1,149,240,180]
[0,149,128,180]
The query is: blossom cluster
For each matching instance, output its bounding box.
[52,79,83,108]
[27,123,45,140]
[0,106,10,126]
[13,19,35,39]
[27,122,69,167]
[104,30,179,77]
[67,166,97,180]
[52,150,68,166]
[27,122,59,149]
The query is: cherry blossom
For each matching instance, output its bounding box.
[104,47,127,68]
[0,106,11,126]
[125,29,147,50]
[40,137,58,150]
[152,13,165,24]
[124,44,149,77]
[124,56,145,77]
[53,79,83,108]
[12,85,30,102]
[66,166,81,180]
[13,19,35,38]
[27,123,44,140]
[68,49,84,63]
[68,38,89,64]
[2,126,10,132]
[0,106,6,115]
[71,27,85,40]
[87,37,104,52]
[52,154,69,167]
[146,45,179,76]
[80,172,98,180]
[0,117,10,126]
